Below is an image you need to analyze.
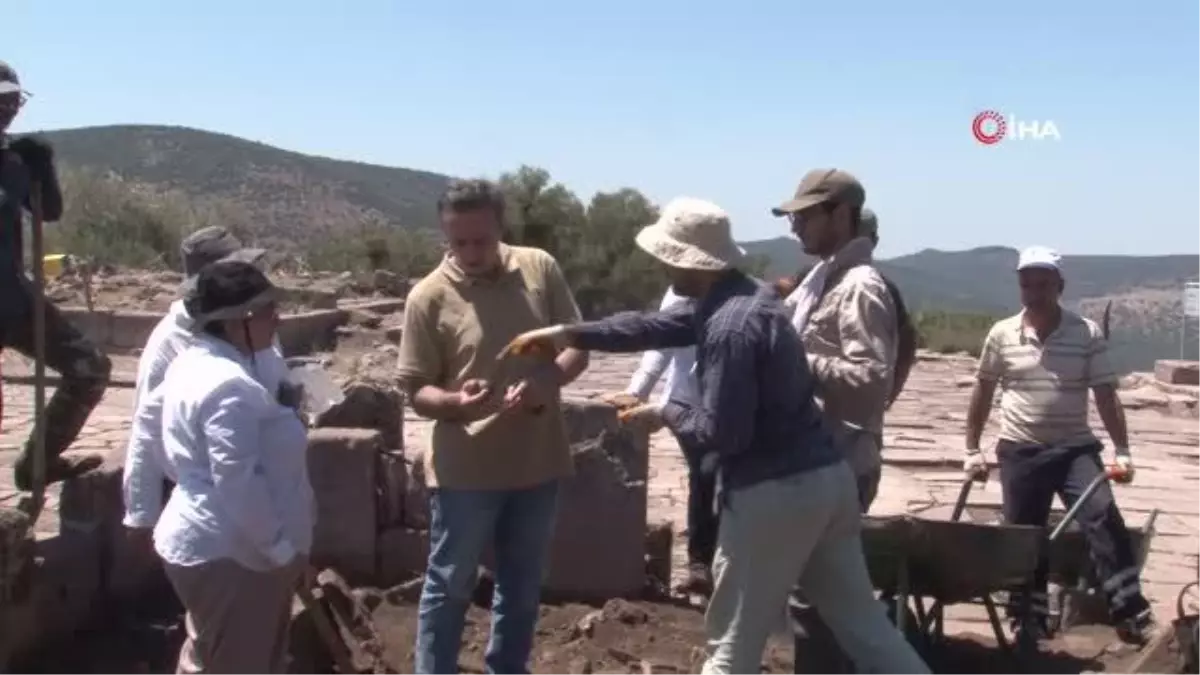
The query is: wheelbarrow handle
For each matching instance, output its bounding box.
[950,477,977,522]
[1048,465,1127,542]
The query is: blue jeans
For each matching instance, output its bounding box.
[414,479,560,674]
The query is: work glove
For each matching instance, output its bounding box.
[498,324,570,360]
[598,391,642,410]
[1113,447,1135,482]
[8,134,55,181]
[616,402,665,433]
[963,449,989,482]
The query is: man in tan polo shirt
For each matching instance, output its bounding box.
[396,178,589,674]
[964,246,1155,646]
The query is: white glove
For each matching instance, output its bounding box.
[963,449,989,481]
[1114,447,1135,481]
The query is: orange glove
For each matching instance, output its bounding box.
[498,325,569,361]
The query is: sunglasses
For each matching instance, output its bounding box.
[0,91,31,113]
[787,201,837,227]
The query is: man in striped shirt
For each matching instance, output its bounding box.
[964,246,1154,645]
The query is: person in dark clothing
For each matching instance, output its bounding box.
[500,197,928,675]
[1,60,111,490]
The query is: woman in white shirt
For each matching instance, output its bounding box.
[153,260,314,674]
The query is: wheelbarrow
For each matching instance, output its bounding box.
[950,464,1157,637]
[866,463,1139,661]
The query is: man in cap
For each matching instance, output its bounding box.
[964,246,1155,645]
[499,197,929,675]
[773,208,917,410]
[771,171,903,672]
[123,226,288,549]
[1,60,112,490]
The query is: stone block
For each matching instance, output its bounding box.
[560,398,649,482]
[307,428,381,581]
[278,309,349,357]
[108,311,167,350]
[58,446,161,600]
[376,526,430,588]
[33,531,103,632]
[489,398,649,601]
[315,381,404,450]
[1155,360,1200,386]
[377,450,407,530]
[402,453,431,530]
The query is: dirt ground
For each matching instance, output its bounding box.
[14,576,1188,675]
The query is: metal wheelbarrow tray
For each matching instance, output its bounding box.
[862,515,1044,605]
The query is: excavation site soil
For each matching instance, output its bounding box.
[15,579,1160,675]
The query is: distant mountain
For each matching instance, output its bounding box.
[37,124,1198,372]
[740,236,1199,371]
[41,124,453,245]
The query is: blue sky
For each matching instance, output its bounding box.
[5,0,1198,258]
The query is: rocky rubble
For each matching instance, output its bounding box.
[43,267,410,313]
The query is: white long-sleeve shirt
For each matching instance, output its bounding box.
[623,287,700,406]
[150,335,314,571]
[123,300,288,529]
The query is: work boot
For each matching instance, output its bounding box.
[676,562,713,597]
[1115,609,1158,646]
[13,453,103,492]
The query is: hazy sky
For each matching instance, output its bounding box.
[5,0,1198,258]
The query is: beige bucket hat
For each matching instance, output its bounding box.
[635,197,745,271]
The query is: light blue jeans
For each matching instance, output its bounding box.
[414,479,560,674]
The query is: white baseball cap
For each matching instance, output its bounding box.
[1017,246,1062,273]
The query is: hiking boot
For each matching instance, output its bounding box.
[13,453,103,492]
[1116,609,1158,646]
[676,562,713,597]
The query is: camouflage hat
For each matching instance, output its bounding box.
[771,169,866,216]
[180,226,267,281]
[859,208,878,240]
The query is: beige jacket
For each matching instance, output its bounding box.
[794,237,898,473]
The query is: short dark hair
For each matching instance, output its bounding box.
[437,178,506,224]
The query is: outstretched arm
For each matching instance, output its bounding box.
[569,304,696,354]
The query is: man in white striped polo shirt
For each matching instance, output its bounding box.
[963,246,1154,645]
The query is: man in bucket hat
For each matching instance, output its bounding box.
[499,197,928,675]
[123,226,286,552]
[1,60,113,490]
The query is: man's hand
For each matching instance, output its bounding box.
[963,449,989,482]
[498,325,569,360]
[599,392,642,410]
[503,378,549,414]
[452,378,497,422]
[9,135,55,179]
[1113,447,1135,483]
[617,403,665,433]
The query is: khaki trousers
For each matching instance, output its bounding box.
[165,558,302,674]
[702,461,929,675]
